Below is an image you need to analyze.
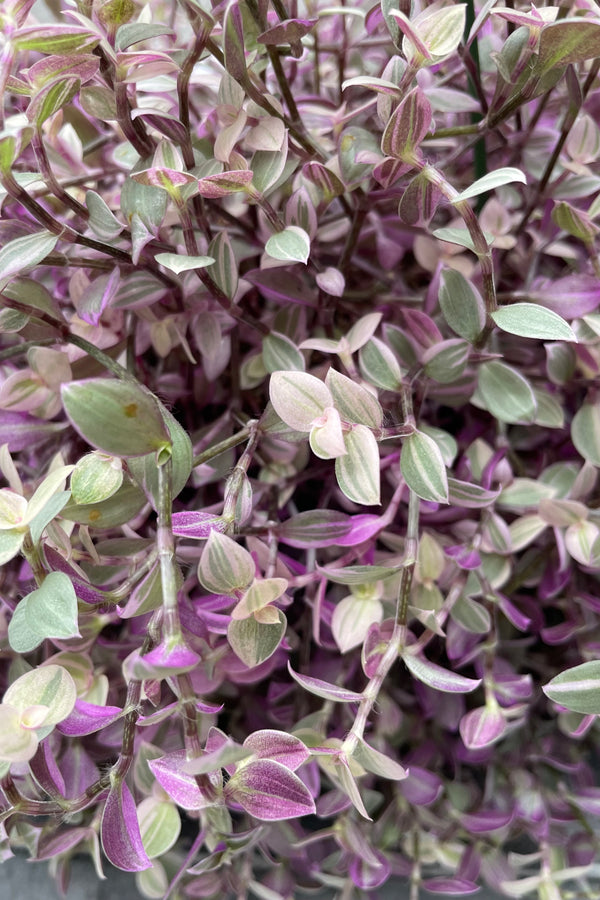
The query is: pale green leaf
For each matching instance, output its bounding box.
[453,167,526,203]
[543,661,600,714]
[477,361,537,424]
[154,253,215,274]
[265,226,310,264]
[8,572,80,653]
[401,430,449,503]
[492,303,576,341]
[335,425,381,505]
[572,403,600,466]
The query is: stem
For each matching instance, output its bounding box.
[32,130,89,220]
[115,78,155,158]
[192,422,255,468]
[164,828,206,900]
[222,422,261,525]
[157,453,181,642]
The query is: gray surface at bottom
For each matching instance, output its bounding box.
[0,852,507,899]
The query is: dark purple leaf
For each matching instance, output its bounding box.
[29,740,66,797]
[349,848,390,890]
[527,274,600,318]
[398,766,443,806]
[226,759,315,820]
[101,780,151,872]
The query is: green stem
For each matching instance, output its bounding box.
[157,454,181,642]
[192,422,255,468]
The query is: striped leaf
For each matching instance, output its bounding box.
[269,370,332,431]
[197,531,255,595]
[335,425,380,506]
[572,402,600,466]
[326,368,383,428]
[402,650,481,693]
[401,430,448,503]
[381,87,432,162]
[543,661,600,714]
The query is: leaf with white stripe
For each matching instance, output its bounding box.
[335,425,380,506]
[197,531,255,595]
[572,402,600,466]
[326,368,383,428]
[543,661,600,714]
[402,651,481,693]
[401,430,448,503]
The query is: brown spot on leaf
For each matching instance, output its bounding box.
[123,403,138,418]
[89,510,101,522]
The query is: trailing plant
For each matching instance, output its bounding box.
[1,0,600,897]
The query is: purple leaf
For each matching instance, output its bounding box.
[381,87,432,162]
[445,544,482,570]
[148,751,220,810]
[226,759,316,820]
[402,651,481,693]
[29,740,66,797]
[349,848,390,890]
[287,664,364,703]
[421,877,480,894]
[398,766,443,806]
[459,809,513,833]
[460,705,507,749]
[57,698,123,737]
[0,411,65,452]
[528,274,600,318]
[36,826,92,860]
[243,730,310,771]
[101,780,151,872]
[335,514,381,546]
[132,639,202,678]
[44,547,109,605]
[172,511,227,539]
[77,268,120,326]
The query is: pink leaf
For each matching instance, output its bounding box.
[57,698,123,737]
[172,511,227,539]
[101,780,151,872]
[148,750,220,810]
[226,759,315,820]
[243,730,310,771]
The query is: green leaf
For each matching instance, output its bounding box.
[335,425,381,506]
[265,226,310,264]
[452,167,526,203]
[8,572,80,653]
[198,531,255,596]
[352,738,408,780]
[262,333,305,373]
[571,403,600,466]
[28,491,71,545]
[543,661,600,714]
[359,337,403,391]
[27,76,81,127]
[71,453,123,505]
[491,303,576,342]
[326,368,383,428]
[0,529,25,565]
[61,378,171,457]
[60,480,146,528]
[128,406,192,505]
[423,338,470,383]
[536,20,600,75]
[316,564,398,585]
[0,231,59,286]
[269,371,333,431]
[115,23,175,51]
[438,268,486,342]
[401,430,449,503]
[227,610,286,667]
[207,231,238,301]
[4,663,77,725]
[154,253,214,274]
[477,361,537,424]
[86,191,124,241]
[137,798,181,859]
